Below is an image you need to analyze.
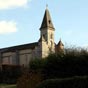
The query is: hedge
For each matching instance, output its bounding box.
[36,76,88,88]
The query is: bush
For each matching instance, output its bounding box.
[2,65,22,84]
[36,76,88,88]
[17,71,42,88]
[29,58,46,71]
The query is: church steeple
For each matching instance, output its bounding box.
[39,7,55,55]
[40,7,55,30]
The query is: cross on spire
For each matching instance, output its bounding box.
[46,4,48,9]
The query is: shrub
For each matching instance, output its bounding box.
[2,65,22,84]
[36,76,88,88]
[17,71,42,88]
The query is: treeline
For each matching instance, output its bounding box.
[30,48,88,79]
[17,48,88,88]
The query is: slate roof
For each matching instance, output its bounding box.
[40,8,55,30]
[0,42,38,53]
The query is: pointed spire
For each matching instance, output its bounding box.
[57,39,64,46]
[40,6,55,30]
[56,39,64,53]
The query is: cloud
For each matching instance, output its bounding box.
[0,21,17,34]
[0,0,30,10]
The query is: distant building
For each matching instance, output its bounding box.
[0,7,64,67]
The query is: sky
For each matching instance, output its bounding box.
[0,0,88,48]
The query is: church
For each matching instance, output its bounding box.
[0,7,64,67]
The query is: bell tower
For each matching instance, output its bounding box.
[40,6,55,53]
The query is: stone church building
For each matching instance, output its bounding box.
[0,7,64,67]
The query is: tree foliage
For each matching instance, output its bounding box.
[29,48,88,79]
[17,48,88,88]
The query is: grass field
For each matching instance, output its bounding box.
[0,84,16,88]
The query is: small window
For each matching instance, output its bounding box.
[49,20,51,24]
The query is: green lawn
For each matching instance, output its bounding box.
[0,84,16,88]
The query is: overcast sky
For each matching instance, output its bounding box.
[0,0,88,48]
